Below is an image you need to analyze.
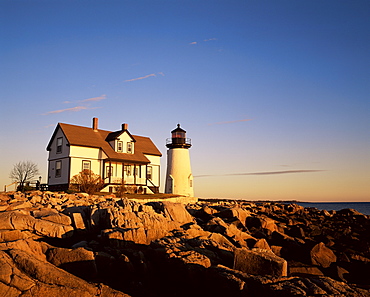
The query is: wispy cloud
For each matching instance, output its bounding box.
[190,38,217,45]
[80,94,107,103]
[43,106,93,115]
[208,118,253,126]
[43,94,106,115]
[124,72,164,82]
[44,124,56,128]
[227,170,326,176]
[194,170,326,178]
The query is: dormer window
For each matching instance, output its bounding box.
[117,141,123,152]
[127,142,133,154]
[57,137,63,153]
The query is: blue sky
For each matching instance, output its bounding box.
[1,0,369,201]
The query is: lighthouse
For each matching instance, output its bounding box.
[165,124,194,197]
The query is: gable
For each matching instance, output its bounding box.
[106,130,136,153]
[106,129,136,142]
[46,124,64,151]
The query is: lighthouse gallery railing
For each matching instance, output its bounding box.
[166,138,191,145]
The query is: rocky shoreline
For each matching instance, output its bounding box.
[0,191,369,297]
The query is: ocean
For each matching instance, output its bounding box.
[295,202,370,216]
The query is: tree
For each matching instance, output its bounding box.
[70,169,105,195]
[9,161,40,192]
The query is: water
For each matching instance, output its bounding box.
[295,202,370,216]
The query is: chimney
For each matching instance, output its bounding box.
[92,117,98,131]
[122,123,128,131]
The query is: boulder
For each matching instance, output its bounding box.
[32,208,59,217]
[169,250,211,268]
[46,247,97,280]
[0,250,35,292]
[6,200,33,210]
[201,205,218,216]
[0,211,35,230]
[286,225,305,238]
[33,219,74,238]
[253,238,271,251]
[266,277,328,296]
[337,208,365,216]
[0,230,29,242]
[246,215,279,233]
[216,207,250,226]
[310,242,337,268]
[0,239,47,261]
[207,265,248,296]
[204,217,229,233]
[204,217,253,248]
[161,201,194,224]
[271,245,283,257]
[233,247,288,277]
[35,211,72,226]
[289,265,324,277]
[63,206,91,231]
[284,203,305,213]
[329,265,350,282]
[119,228,149,245]
[7,249,98,296]
[0,211,73,239]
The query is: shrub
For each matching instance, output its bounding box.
[115,179,127,198]
[70,170,105,195]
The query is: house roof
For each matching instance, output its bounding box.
[47,122,162,164]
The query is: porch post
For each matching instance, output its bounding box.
[134,164,137,185]
[122,162,125,184]
[109,161,112,184]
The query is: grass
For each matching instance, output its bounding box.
[98,192,185,200]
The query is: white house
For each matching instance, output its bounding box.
[46,118,162,193]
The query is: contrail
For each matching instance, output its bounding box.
[194,170,325,178]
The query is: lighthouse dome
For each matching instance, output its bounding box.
[166,124,191,149]
[171,124,186,138]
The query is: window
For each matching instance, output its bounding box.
[147,166,152,180]
[56,138,63,153]
[117,141,123,152]
[124,165,131,176]
[173,132,185,138]
[55,161,62,178]
[134,165,141,176]
[106,166,113,178]
[82,160,91,171]
[127,142,133,154]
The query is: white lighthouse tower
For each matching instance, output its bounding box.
[165,124,194,197]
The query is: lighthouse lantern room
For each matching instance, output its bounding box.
[165,124,194,196]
